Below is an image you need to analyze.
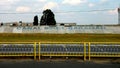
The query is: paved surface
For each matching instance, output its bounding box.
[0,61,119,68]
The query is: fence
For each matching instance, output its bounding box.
[0,42,119,61]
[1,25,120,34]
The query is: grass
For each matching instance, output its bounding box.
[0,33,120,42]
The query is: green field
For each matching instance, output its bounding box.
[0,33,120,42]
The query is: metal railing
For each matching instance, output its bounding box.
[0,42,119,61]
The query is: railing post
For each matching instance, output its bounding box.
[84,42,86,61]
[34,42,36,60]
[88,42,91,61]
[39,42,41,61]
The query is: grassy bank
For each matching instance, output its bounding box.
[0,33,120,42]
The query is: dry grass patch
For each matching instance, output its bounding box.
[0,33,120,42]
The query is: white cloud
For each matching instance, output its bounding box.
[101,0,108,2]
[38,0,46,2]
[16,6,31,12]
[108,9,117,15]
[62,0,87,5]
[42,2,58,10]
[88,3,95,7]
[0,0,20,5]
[100,0,108,3]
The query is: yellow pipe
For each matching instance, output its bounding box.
[90,55,120,57]
[0,42,120,44]
[91,42,120,44]
[0,42,35,44]
[41,42,85,44]
[84,42,86,61]
[40,55,83,56]
[88,42,91,61]
[34,42,36,60]
[0,55,34,56]
[40,42,120,44]
[39,42,41,61]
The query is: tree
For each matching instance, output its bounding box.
[1,22,3,26]
[33,15,38,26]
[40,9,56,26]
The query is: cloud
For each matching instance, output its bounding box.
[16,6,31,12]
[38,0,46,2]
[108,8,117,15]
[100,0,108,3]
[88,3,95,7]
[42,2,58,10]
[0,0,20,10]
[62,0,87,5]
[101,0,108,2]
[0,0,20,5]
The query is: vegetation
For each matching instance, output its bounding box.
[0,33,120,42]
[40,9,56,25]
[33,15,38,26]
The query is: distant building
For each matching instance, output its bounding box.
[57,23,76,26]
[2,22,76,27]
[4,22,18,26]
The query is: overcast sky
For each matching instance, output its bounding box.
[0,0,120,25]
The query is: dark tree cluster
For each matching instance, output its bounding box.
[0,23,3,26]
[33,9,56,26]
[40,9,56,25]
[33,15,38,26]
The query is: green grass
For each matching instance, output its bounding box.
[0,33,120,42]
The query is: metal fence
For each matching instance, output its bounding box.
[0,42,120,61]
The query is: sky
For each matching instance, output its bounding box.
[0,0,120,25]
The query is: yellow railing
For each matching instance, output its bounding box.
[0,42,35,57]
[0,42,119,61]
[89,42,120,59]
